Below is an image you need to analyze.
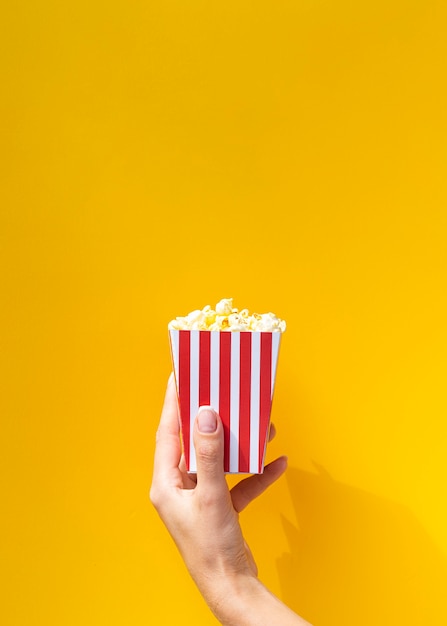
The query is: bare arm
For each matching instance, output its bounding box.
[208,575,312,626]
[150,374,312,626]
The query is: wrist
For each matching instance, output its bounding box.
[206,572,263,626]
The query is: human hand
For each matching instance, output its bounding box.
[150,373,288,615]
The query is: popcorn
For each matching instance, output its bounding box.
[168,298,285,474]
[215,298,233,316]
[168,298,286,333]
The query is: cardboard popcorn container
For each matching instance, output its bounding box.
[169,329,282,474]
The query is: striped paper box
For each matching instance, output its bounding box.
[169,329,282,474]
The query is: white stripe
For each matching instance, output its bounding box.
[210,332,220,414]
[229,332,240,473]
[258,333,281,473]
[169,330,180,386]
[271,333,281,396]
[189,330,200,472]
[249,332,261,473]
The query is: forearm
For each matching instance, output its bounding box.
[205,574,312,626]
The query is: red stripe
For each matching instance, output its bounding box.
[239,332,252,473]
[199,331,211,406]
[259,333,273,472]
[219,333,231,472]
[179,331,191,469]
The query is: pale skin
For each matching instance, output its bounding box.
[150,374,312,626]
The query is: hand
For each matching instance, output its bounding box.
[150,373,287,613]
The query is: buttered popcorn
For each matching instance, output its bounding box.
[168,298,286,332]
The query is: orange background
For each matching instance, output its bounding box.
[1,1,447,624]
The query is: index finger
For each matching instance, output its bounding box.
[152,373,183,487]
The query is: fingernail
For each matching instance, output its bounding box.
[197,406,218,433]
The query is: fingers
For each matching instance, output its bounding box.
[193,406,228,497]
[152,373,183,490]
[230,456,288,513]
[268,422,276,443]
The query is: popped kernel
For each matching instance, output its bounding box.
[187,309,205,326]
[216,298,233,316]
[168,299,286,333]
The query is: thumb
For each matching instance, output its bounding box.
[193,406,227,493]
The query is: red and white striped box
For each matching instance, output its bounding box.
[169,329,282,474]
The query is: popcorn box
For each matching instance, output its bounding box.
[169,329,281,474]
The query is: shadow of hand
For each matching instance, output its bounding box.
[278,464,447,626]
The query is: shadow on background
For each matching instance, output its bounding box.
[278,465,447,626]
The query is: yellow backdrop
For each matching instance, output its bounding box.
[1,1,446,624]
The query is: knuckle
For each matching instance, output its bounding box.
[196,441,216,461]
[196,440,217,464]
[199,490,220,509]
